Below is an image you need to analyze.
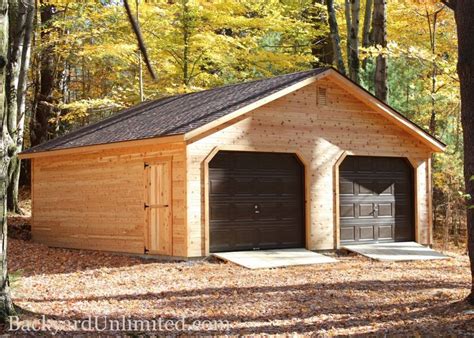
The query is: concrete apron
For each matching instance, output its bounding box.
[212,248,338,269]
[342,241,450,261]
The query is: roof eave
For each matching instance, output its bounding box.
[18,134,186,159]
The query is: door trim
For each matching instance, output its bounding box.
[202,145,309,256]
[333,152,418,248]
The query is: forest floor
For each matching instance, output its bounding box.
[2,208,473,336]
[4,235,473,335]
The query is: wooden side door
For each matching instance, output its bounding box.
[145,159,172,255]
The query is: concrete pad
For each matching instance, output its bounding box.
[212,248,337,269]
[342,241,449,261]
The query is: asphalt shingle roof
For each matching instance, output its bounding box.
[24,68,328,154]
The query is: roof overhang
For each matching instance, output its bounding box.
[18,134,185,159]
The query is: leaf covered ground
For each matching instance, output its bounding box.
[5,237,474,336]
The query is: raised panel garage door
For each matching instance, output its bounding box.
[209,151,305,252]
[339,156,415,245]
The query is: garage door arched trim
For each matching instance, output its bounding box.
[203,145,309,255]
[333,152,417,247]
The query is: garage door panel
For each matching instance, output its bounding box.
[210,178,232,195]
[232,203,255,221]
[359,226,375,241]
[256,179,280,195]
[340,204,355,218]
[233,178,255,195]
[358,158,374,172]
[210,151,304,252]
[340,180,355,195]
[211,230,234,252]
[359,203,375,217]
[358,181,374,195]
[378,225,393,239]
[210,204,232,221]
[377,203,393,217]
[340,156,414,245]
[377,182,394,195]
[259,227,301,248]
[235,229,259,248]
[341,226,356,241]
[256,202,280,220]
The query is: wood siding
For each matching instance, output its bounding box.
[32,142,187,255]
[186,78,433,256]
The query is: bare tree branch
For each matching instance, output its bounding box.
[123,0,156,80]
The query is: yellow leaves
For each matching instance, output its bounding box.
[80,43,136,60]
[56,99,123,124]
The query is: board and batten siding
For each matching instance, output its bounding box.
[186,78,433,257]
[31,142,187,255]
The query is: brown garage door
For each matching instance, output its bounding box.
[339,156,414,245]
[209,151,305,252]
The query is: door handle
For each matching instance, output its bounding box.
[145,204,169,209]
[254,204,260,214]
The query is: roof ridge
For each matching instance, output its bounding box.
[185,68,326,93]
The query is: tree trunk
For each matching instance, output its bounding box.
[310,0,334,67]
[0,0,16,321]
[373,0,387,102]
[181,0,191,87]
[136,0,144,102]
[348,0,360,83]
[6,0,34,213]
[344,0,351,65]
[30,3,55,147]
[427,7,442,136]
[361,0,373,70]
[326,0,346,74]
[449,0,474,305]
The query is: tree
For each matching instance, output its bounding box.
[425,4,446,135]
[304,0,334,68]
[373,0,387,101]
[0,0,35,320]
[345,0,361,82]
[6,0,34,213]
[326,0,346,73]
[123,0,155,81]
[29,3,57,147]
[442,0,474,305]
[361,0,373,71]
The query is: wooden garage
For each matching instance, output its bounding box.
[19,67,446,257]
